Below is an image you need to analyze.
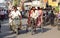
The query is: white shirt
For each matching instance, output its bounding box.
[9,10,21,24]
[30,10,39,19]
[10,10,21,19]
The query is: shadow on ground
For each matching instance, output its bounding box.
[35,27,52,34]
[0,31,16,38]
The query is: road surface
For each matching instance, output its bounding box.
[0,18,60,38]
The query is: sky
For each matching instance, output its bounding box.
[0,0,5,3]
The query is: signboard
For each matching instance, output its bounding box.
[43,0,47,3]
[24,2,32,10]
[24,2,32,6]
[48,0,58,7]
[0,0,5,3]
[32,1,40,7]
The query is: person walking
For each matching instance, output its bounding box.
[30,7,40,34]
[9,6,22,34]
[37,7,43,27]
[49,10,55,26]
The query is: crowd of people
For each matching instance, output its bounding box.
[0,9,8,20]
[0,9,8,32]
[8,6,43,34]
[43,9,55,26]
[0,5,60,35]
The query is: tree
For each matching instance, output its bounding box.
[55,6,59,13]
[13,0,18,6]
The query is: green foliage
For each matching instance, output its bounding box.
[14,0,18,6]
[55,6,59,12]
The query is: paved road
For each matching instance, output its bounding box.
[0,19,60,38]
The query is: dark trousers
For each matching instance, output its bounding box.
[0,21,1,32]
[1,15,4,21]
[50,18,54,25]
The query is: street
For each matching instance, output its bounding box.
[0,0,60,38]
[0,18,60,38]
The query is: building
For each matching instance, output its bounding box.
[48,0,60,7]
[0,0,8,10]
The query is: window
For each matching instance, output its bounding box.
[25,0,32,2]
[52,0,56,2]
